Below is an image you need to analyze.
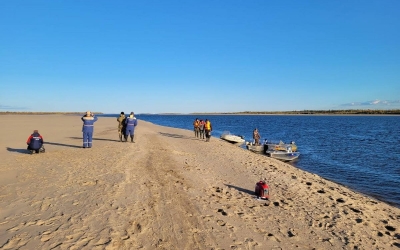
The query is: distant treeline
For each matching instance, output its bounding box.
[0,112,103,115]
[192,109,400,115]
[234,109,400,115]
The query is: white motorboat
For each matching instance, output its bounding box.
[265,145,300,161]
[220,131,245,146]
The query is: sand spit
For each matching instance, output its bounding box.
[0,115,399,249]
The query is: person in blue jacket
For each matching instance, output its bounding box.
[125,112,138,142]
[26,130,44,154]
[81,111,98,148]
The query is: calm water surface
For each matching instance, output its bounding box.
[103,114,400,208]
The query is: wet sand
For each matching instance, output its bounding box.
[0,115,399,249]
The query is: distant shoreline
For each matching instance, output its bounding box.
[1,109,399,115]
[0,112,103,115]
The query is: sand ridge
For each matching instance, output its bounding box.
[0,115,399,249]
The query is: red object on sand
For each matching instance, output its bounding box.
[255,181,270,199]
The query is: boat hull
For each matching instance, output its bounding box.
[220,134,245,145]
[246,143,264,153]
[265,151,300,161]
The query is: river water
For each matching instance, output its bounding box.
[102,114,400,208]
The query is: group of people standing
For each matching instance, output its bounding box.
[82,111,138,147]
[116,111,138,143]
[25,111,138,154]
[81,111,137,148]
[193,118,212,142]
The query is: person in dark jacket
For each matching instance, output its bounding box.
[26,130,44,154]
[81,111,98,148]
[125,112,138,142]
[117,111,126,142]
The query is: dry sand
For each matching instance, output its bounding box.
[0,115,399,250]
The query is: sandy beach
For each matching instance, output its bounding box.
[0,115,399,249]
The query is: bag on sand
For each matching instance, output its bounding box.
[39,145,45,153]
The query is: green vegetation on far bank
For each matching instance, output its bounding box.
[191,109,400,115]
[0,112,103,115]
[1,109,399,115]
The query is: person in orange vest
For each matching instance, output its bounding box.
[193,118,200,138]
[198,119,205,139]
[204,119,212,142]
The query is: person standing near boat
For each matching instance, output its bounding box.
[204,119,212,142]
[81,111,98,148]
[193,118,200,138]
[253,128,261,145]
[117,111,126,142]
[125,112,138,143]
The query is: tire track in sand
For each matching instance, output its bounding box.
[114,133,215,249]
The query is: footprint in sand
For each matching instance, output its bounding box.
[82,180,98,186]
[217,208,228,216]
[40,232,53,242]
[264,233,281,243]
[6,225,20,232]
[1,233,30,250]
[216,220,226,226]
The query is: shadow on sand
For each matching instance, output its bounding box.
[225,184,255,195]
[44,142,82,148]
[68,137,120,142]
[159,132,199,140]
[6,142,82,152]
[6,147,30,154]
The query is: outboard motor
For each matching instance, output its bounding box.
[255,180,270,199]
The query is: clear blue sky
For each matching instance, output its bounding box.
[1,0,399,113]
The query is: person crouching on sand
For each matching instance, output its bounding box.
[117,111,126,142]
[204,119,212,142]
[81,111,98,148]
[125,112,138,143]
[26,130,44,154]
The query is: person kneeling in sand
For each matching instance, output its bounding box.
[26,130,45,154]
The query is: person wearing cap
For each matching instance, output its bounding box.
[124,112,138,142]
[81,111,98,148]
[26,130,44,154]
[117,111,126,142]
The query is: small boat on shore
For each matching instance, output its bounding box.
[220,131,245,146]
[246,140,298,153]
[265,140,299,161]
[265,146,300,161]
[245,142,264,153]
[264,140,298,152]
[246,140,300,161]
